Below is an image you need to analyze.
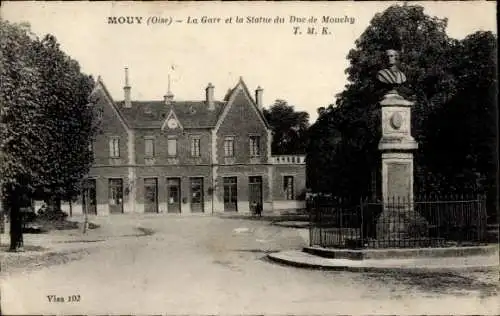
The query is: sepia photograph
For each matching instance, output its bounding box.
[0,1,498,314]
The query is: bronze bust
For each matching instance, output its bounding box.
[377,49,406,86]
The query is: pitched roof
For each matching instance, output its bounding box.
[215,77,270,130]
[91,77,131,130]
[94,76,269,130]
[116,100,226,129]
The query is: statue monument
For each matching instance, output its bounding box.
[377,49,407,90]
[375,48,428,247]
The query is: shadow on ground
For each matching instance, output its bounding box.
[360,270,499,298]
[261,250,498,298]
[233,249,281,254]
[1,226,156,275]
[1,248,92,275]
[220,214,309,223]
[1,245,47,252]
[120,227,155,237]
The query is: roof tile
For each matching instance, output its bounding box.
[117,100,226,129]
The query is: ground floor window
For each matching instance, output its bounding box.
[284,176,294,200]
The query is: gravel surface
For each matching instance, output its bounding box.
[1,247,94,276]
[1,215,498,315]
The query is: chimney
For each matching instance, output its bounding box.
[123,67,132,108]
[255,86,263,110]
[206,82,215,110]
[164,74,174,105]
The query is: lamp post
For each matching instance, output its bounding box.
[83,100,96,234]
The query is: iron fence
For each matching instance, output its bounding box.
[308,194,488,249]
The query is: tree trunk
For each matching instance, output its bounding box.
[55,198,61,211]
[8,188,24,252]
[0,198,5,234]
[69,199,73,217]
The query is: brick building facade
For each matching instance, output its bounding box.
[69,69,306,215]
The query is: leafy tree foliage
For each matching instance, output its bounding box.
[263,99,310,155]
[307,4,497,220]
[0,21,97,250]
[29,34,96,207]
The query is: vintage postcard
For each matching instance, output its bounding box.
[0,1,498,315]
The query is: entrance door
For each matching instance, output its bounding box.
[108,178,123,214]
[167,178,181,213]
[248,176,263,211]
[144,178,158,213]
[190,177,204,213]
[82,179,97,215]
[223,177,238,212]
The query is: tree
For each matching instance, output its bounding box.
[29,34,96,210]
[1,21,45,250]
[306,106,342,192]
[307,4,497,208]
[422,31,497,220]
[0,21,97,251]
[336,4,454,196]
[263,99,310,155]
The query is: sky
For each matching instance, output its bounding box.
[2,1,496,123]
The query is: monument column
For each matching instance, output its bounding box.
[378,91,418,202]
[374,49,427,246]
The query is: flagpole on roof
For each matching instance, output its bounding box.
[168,74,171,95]
[168,64,176,94]
[164,65,175,102]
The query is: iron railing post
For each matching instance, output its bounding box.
[360,197,364,248]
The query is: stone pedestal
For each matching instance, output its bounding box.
[375,206,430,248]
[376,92,428,246]
[381,152,414,202]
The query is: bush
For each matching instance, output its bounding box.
[37,206,68,221]
[87,222,100,229]
[20,206,37,223]
[23,223,47,234]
